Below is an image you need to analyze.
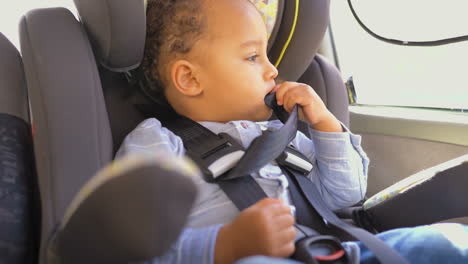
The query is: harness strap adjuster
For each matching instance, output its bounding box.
[186,133,244,182]
[277,146,313,175]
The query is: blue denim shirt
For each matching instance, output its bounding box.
[117,118,369,264]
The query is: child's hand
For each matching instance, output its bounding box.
[214,198,296,264]
[274,82,342,132]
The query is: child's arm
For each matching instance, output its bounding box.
[117,119,297,264]
[275,82,369,210]
[292,128,369,210]
[135,198,295,264]
[274,81,343,133]
[145,225,222,264]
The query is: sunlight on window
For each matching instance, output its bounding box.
[330,0,468,110]
[0,0,76,48]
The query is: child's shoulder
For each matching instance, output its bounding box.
[131,118,174,135]
[117,118,184,157]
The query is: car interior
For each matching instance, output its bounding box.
[0,0,467,263]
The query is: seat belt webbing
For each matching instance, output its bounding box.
[286,168,409,264]
[157,102,409,264]
[280,167,330,234]
[218,176,268,211]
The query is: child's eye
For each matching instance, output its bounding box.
[247,55,259,62]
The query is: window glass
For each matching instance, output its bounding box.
[330,0,468,110]
[0,0,76,48]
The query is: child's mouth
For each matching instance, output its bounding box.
[264,93,276,109]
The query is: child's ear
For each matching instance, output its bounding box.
[170,60,202,96]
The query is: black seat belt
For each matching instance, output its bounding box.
[137,93,409,264]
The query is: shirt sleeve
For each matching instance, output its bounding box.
[116,118,222,264]
[291,123,369,211]
[115,118,185,159]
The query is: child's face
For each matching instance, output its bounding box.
[186,0,278,122]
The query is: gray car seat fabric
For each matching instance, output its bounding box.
[19,8,113,263]
[12,0,348,262]
[72,0,146,71]
[0,33,38,263]
[298,55,350,126]
[72,0,148,151]
[19,5,198,264]
[0,34,29,121]
[265,0,350,126]
[269,0,331,83]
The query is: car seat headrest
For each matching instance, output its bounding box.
[73,0,281,73]
[73,0,329,83]
[268,0,330,82]
[72,0,146,72]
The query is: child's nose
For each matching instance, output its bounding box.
[265,62,279,80]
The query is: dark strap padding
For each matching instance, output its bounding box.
[158,101,298,182]
[223,106,298,180]
[0,114,39,264]
[56,156,197,264]
[162,115,239,163]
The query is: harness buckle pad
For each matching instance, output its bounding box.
[186,132,244,182]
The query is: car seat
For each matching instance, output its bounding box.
[17,3,197,264]
[0,33,39,264]
[2,0,467,263]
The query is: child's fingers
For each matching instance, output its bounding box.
[255,197,283,207]
[267,203,295,217]
[276,241,296,258]
[276,226,297,244]
[273,213,295,230]
[283,87,307,112]
[275,82,299,105]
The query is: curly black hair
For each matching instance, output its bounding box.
[141,0,207,103]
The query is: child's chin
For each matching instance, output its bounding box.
[253,108,273,121]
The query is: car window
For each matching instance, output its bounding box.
[330,0,468,111]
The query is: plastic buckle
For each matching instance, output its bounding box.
[187,133,244,182]
[277,146,313,175]
[293,235,348,264]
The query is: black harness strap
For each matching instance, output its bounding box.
[143,97,408,264]
[290,169,408,263]
[280,167,330,235]
[222,106,298,181]
[217,176,268,211]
